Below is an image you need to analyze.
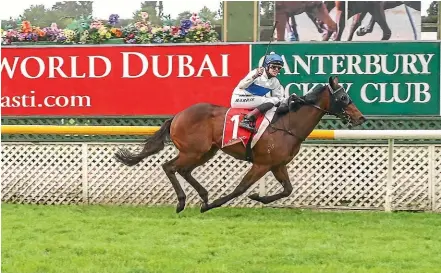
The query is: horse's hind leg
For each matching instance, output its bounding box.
[200,164,271,213]
[177,147,219,205]
[163,148,217,213]
[162,155,187,213]
[248,164,293,204]
[371,2,391,40]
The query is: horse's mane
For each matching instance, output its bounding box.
[271,84,326,125]
[299,83,326,105]
[286,83,326,113]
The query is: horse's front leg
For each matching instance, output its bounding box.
[316,2,337,41]
[330,2,345,41]
[200,164,271,213]
[306,12,323,34]
[274,6,287,41]
[356,13,375,37]
[248,164,293,204]
[348,12,368,41]
[369,1,391,40]
[289,15,300,41]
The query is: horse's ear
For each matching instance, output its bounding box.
[328,76,339,89]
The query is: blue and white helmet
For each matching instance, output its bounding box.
[263,52,284,68]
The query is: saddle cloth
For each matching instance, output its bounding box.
[221,107,277,148]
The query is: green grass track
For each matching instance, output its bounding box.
[2,203,441,273]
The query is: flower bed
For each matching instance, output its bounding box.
[1,12,219,45]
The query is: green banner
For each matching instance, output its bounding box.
[251,41,440,116]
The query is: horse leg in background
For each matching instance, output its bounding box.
[275,9,287,41]
[324,0,336,12]
[176,147,219,205]
[347,12,367,40]
[306,12,324,34]
[162,151,211,213]
[289,15,300,41]
[248,164,293,204]
[200,164,271,213]
[314,2,337,41]
[370,1,391,40]
[332,1,346,41]
[356,13,375,37]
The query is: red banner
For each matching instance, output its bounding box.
[1,44,250,116]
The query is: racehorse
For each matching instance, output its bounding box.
[318,1,421,41]
[349,1,420,40]
[275,1,337,41]
[287,1,420,41]
[115,76,366,213]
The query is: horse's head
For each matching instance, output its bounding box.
[294,76,366,127]
[326,76,366,126]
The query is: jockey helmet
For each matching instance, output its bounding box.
[263,52,284,68]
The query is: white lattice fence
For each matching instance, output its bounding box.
[1,143,84,204]
[268,145,389,209]
[392,146,431,210]
[1,142,440,211]
[434,146,441,212]
[87,143,260,207]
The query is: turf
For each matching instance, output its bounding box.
[2,203,441,273]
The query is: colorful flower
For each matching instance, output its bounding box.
[108,14,119,26]
[180,19,192,30]
[2,12,219,45]
[90,20,103,29]
[140,12,149,20]
[151,27,160,34]
[111,28,122,37]
[63,29,76,42]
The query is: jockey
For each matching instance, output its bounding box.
[230,52,289,133]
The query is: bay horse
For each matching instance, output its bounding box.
[316,1,420,41]
[115,76,366,213]
[350,1,420,41]
[275,1,337,41]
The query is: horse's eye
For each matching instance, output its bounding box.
[341,95,348,102]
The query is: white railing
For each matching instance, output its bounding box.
[2,141,440,212]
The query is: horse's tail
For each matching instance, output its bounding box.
[115,117,174,166]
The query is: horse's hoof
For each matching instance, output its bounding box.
[356,28,370,37]
[201,195,209,205]
[200,203,209,213]
[176,202,185,213]
[248,193,260,201]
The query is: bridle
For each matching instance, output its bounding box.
[267,83,352,141]
[299,84,350,116]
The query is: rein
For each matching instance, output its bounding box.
[266,84,347,141]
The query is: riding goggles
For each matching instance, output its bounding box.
[269,64,283,70]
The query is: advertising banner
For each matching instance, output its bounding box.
[259,1,421,42]
[252,41,440,116]
[1,44,249,116]
[2,41,440,117]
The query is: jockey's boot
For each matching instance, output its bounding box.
[239,102,274,133]
[239,108,260,133]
